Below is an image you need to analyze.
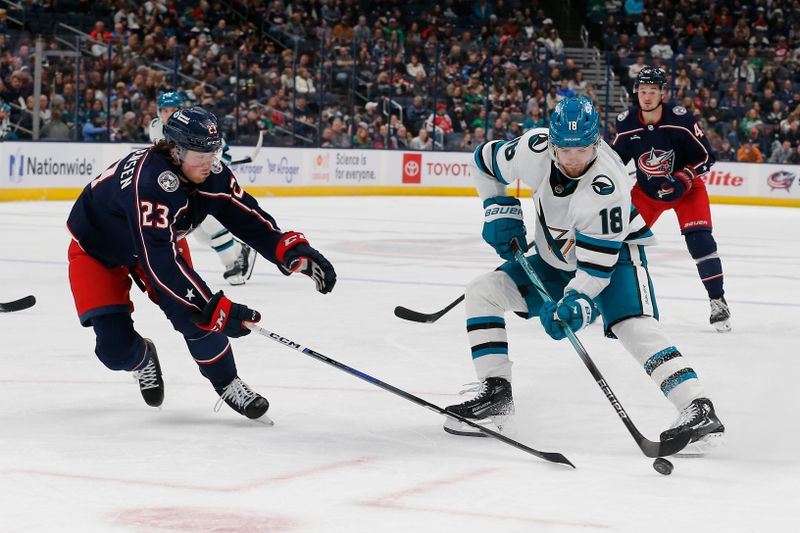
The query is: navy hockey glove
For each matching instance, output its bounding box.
[276,231,337,294]
[539,291,598,340]
[192,291,261,337]
[657,166,696,202]
[482,196,528,260]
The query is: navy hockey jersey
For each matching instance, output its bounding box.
[67,147,284,312]
[612,105,716,201]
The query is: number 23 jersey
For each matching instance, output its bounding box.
[471,128,655,298]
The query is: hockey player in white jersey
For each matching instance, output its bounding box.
[444,97,724,454]
[150,92,256,285]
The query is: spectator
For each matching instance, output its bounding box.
[788,144,800,165]
[82,115,108,142]
[329,117,349,147]
[650,36,674,60]
[737,139,764,162]
[716,139,737,162]
[409,128,432,150]
[406,55,426,79]
[768,139,793,164]
[41,109,71,140]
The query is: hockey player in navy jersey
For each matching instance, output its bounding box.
[444,97,724,455]
[612,67,731,332]
[67,107,336,421]
[149,92,257,286]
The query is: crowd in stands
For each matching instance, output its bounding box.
[0,0,799,165]
[591,0,800,164]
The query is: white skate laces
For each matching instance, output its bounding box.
[214,377,258,412]
[133,358,160,390]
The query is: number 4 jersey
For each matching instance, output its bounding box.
[472,128,655,299]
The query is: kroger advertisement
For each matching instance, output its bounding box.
[1,141,799,205]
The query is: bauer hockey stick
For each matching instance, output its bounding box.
[510,241,691,458]
[246,323,574,467]
[394,241,534,323]
[0,295,36,313]
[230,130,264,165]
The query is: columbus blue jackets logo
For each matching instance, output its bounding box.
[766,170,795,192]
[638,148,675,177]
[157,171,179,192]
[591,175,615,195]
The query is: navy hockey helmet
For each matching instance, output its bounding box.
[163,107,223,154]
[634,66,668,93]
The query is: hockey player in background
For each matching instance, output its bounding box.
[444,97,724,455]
[67,107,336,420]
[149,91,257,286]
[612,67,731,332]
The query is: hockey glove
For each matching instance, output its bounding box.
[192,291,261,337]
[657,166,696,202]
[482,196,528,260]
[276,231,337,294]
[539,291,598,340]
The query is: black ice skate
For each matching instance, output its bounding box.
[443,377,515,437]
[224,242,257,286]
[709,296,731,332]
[661,398,725,455]
[133,339,164,408]
[215,376,273,424]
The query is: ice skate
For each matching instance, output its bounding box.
[223,242,257,286]
[443,377,515,437]
[709,296,731,332]
[132,339,164,408]
[661,398,725,455]
[215,376,273,425]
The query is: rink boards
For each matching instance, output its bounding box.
[1,141,799,207]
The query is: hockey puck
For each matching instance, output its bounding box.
[653,457,674,476]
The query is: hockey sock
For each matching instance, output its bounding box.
[185,332,238,388]
[464,272,528,381]
[685,230,724,299]
[91,312,148,371]
[613,316,705,410]
[209,228,241,267]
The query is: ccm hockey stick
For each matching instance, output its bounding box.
[246,323,574,467]
[510,241,691,458]
[0,295,36,313]
[230,130,264,165]
[394,241,534,323]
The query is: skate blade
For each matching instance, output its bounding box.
[675,431,724,456]
[253,414,275,426]
[712,319,732,333]
[443,414,515,437]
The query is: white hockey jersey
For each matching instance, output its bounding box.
[148,117,164,143]
[472,128,655,299]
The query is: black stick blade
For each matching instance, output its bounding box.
[394,295,465,324]
[637,431,693,458]
[0,295,36,313]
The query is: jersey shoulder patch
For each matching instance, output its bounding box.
[590,174,616,196]
[616,110,629,122]
[672,105,687,116]
[157,171,180,193]
[150,118,160,128]
[527,132,549,153]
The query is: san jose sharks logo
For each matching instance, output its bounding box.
[536,199,574,262]
[638,148,675,178]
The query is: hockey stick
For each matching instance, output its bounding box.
[510,241,691,458]
[394,241,535,323]
[0,295,36,313]
[246,323,574,467]
[394,294,464,323]
[230,130,264,165]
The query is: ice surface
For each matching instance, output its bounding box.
[1,197,798,532]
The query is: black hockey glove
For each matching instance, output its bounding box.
[275,231,337,294]
[191,291,261,337]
